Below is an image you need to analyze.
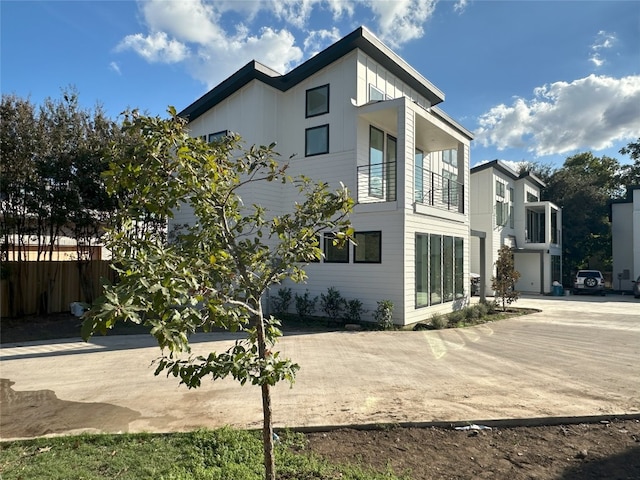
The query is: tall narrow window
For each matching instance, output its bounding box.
[509,187,515,228]
[369,126,384,198]
[430,234,442,305]
[354,231,381,263]
[305,125,329,156]
[443,236,454,302]
[416,234,429,307]
[455,237,464,298]
[324,233,349,263]
[415,149,424,202]
[306,84,329,117]
[386,135,397,201]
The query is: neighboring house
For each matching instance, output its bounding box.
[470,160,562,295]
[175,26,474,326]
[609,185,640,292]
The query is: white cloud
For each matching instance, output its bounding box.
[475,74,640,157]
[109,61,121,75]
[304,28,342,56]
[589,30,616,68]
[116,31,189,63]
[116,0,445,88]
[368,0,438,48]
[189,27,303,88]
[454,0,468,14]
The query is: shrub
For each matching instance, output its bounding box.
[483,300,499,314]
[320,287,345,322]
[271,287,292,316]
[373,300,394,330]
[344,298,364,323]
[447,310,465,326]
[430,313,448,330]
[475,302,489,317]
[294,290,317,320]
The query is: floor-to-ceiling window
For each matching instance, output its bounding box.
[416,233,465,307]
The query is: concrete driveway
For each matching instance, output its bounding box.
[1,294,639,440]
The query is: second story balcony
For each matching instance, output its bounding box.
[356,162,464,214]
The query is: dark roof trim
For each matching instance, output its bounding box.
[179,26,445,122]
[470,159,545,188]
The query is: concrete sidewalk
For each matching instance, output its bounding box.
[1,295,639,440]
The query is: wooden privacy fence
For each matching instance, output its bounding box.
[0,261,116,318]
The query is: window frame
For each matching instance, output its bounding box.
[323,232,349,263]
[305,84,330,118]
[354,231,382,264]
[369,84,384,102]
[305,124,329,157]
[208,130,228,143]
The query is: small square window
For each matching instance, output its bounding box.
[324,233,349,263]
[369,84,384,102]
[306,85,329,117]
[208,130,228,143]
[305,125,329,156]
[443,149,457,165]
[354,231,381,263]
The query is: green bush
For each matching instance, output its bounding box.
[294,290,317,320]
[373,299,394,330]
[320,287,345,322]
[430,313,448,330]
[474,302,489,317]
[271,287,292,316]
[447,310,465,326]
[344,298,364,323]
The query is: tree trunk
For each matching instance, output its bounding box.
[261,382,275,480]
[255,309,276,480]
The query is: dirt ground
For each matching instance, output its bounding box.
[304,420,640,480]
[2,314,640,479]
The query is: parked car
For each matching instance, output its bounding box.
[633,275,640,299]
[573,270,606,296]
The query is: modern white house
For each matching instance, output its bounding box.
[609,185,640,292]
[175,26,474,325]
[470,160,562,295]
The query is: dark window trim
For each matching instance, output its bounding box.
[208,130,228,143]
[305,84,330,118]
[354,231,382,264]
[323,232,349,263]
[305,124,330,157]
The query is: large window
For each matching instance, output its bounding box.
[415,233,465,307]
[306,84,329,117]
[324,233,349,263]
[305,125,329,156]
[354,231,381,263]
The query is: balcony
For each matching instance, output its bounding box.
[415,167,464,214]
[357,161,397,203]
[524,202,561,246]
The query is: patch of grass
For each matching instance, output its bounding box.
[0,428,406,480]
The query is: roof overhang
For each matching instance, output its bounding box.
[179,26,446,123]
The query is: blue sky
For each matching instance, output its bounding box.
[2,0,639,168]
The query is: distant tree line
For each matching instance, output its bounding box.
[520,139,640,285]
